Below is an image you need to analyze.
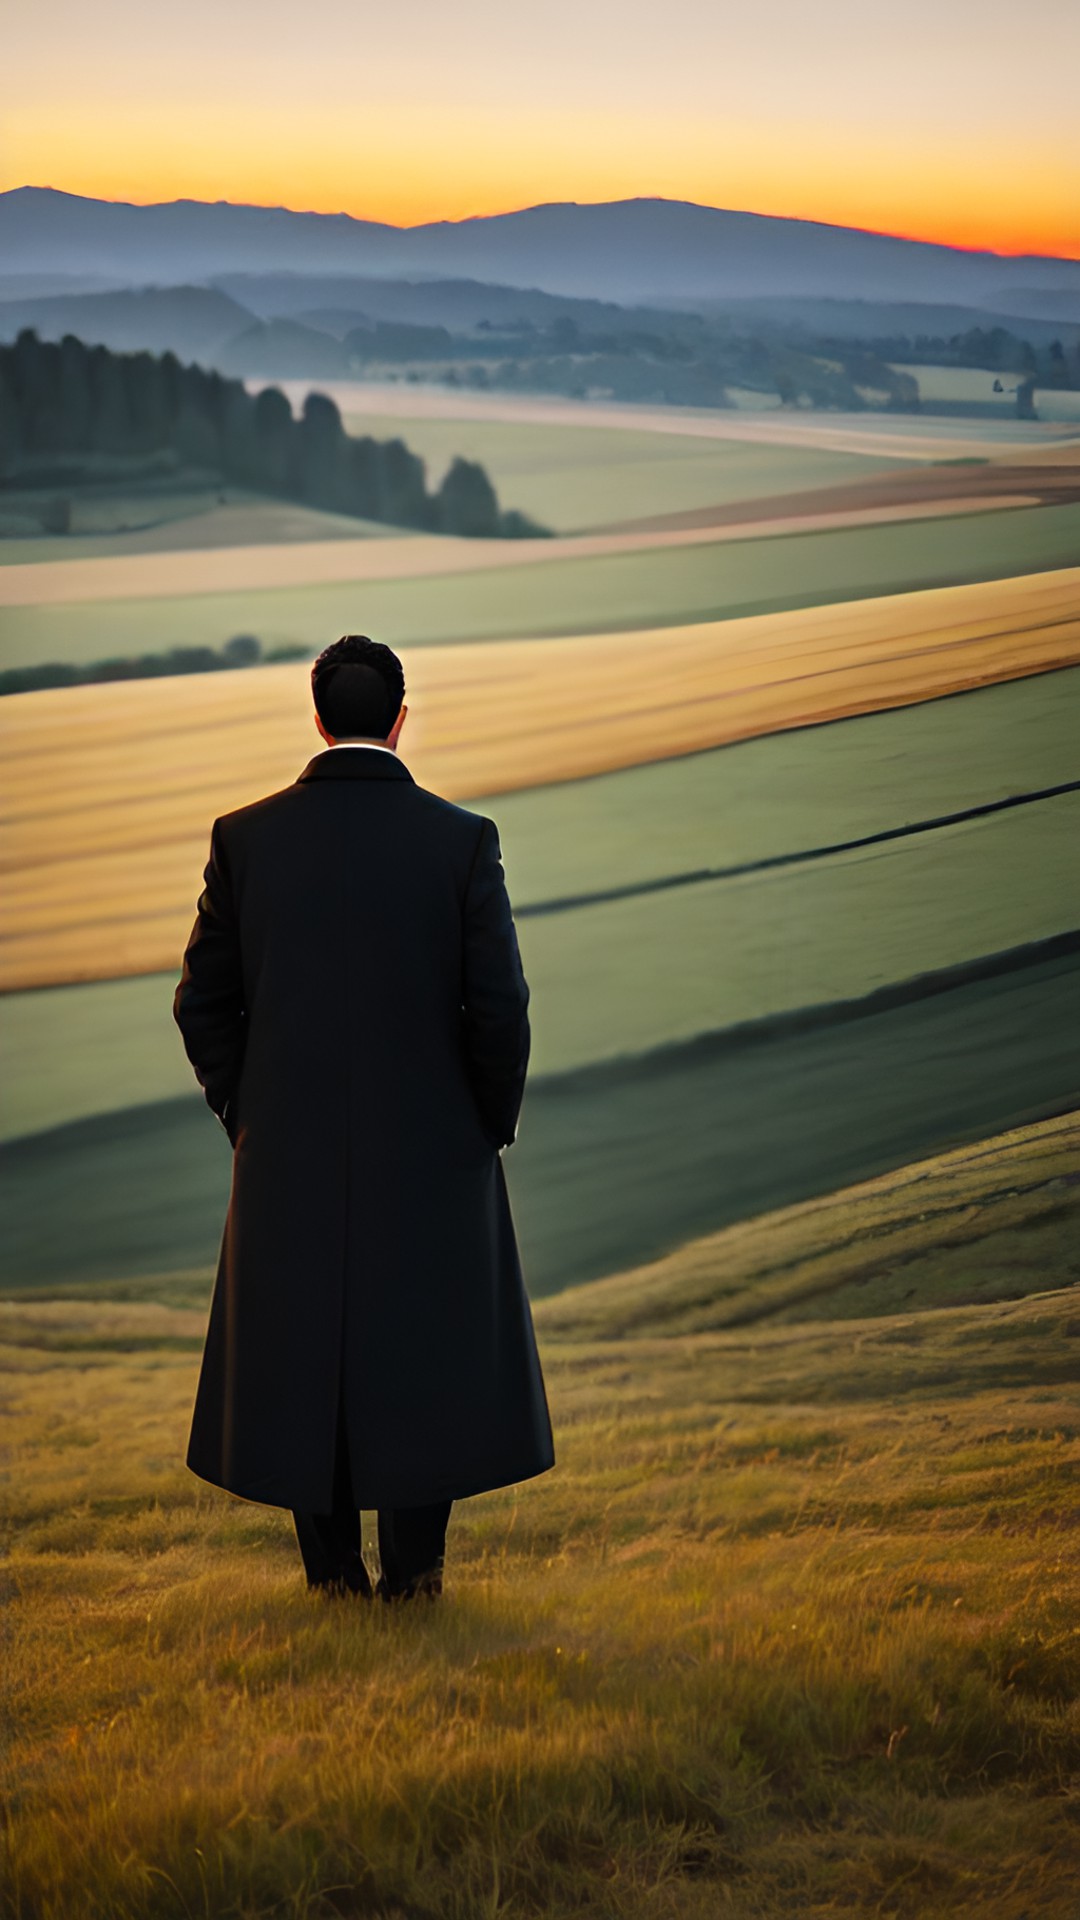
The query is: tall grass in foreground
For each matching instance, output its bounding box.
[2,1281,1078,1919]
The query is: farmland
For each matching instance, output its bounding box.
[3,569,1078,994]
[4,942,1078,1297]
[2,374,1078,1264]
[3,498,1078,675]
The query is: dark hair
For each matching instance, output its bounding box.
[311,635,405,740]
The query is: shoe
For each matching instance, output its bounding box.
[340,1549,374,1599]
[375,1561,444,1604]
[308,1551,373,1600]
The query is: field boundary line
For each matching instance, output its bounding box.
[516,780,1080,918]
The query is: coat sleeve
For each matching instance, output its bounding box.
[461,816,531,1150]
[173,816,246,1139]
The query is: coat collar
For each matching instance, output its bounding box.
[296,748,415,785]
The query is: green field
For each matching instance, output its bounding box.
[886,365,1080,424]
[4,1113,1078,1920]
[894,365,1027,407]
[514,794,1078,1071]
[2,499,1078,673]
[8,790,1075,1132]
[5,947,1078,1297]
[473,665,1080,904]
[0,495,399,567]
[1030,388,1080,422]
[332,413,903,530]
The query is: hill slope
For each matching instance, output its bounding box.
[533,1110,1080,1339]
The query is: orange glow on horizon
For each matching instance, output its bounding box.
[6,103,1078,262]
[13,173,1076,264]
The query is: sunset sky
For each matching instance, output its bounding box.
[4,0,1078,258]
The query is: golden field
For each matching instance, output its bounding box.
[2,565,1078,992]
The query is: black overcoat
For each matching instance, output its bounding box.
[173,745,555,1511]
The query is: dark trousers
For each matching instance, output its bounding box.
[291,1367,452,1593]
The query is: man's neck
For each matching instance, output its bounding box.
[324,739,397,756]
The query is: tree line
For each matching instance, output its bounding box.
[820,326,1079,387]
[0,330,546,538]
[0,633,311,698]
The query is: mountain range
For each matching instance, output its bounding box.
[3,187,1079,312]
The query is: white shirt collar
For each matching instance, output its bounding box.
[324,741,398,757]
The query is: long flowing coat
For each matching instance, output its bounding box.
[173,746,555,1511]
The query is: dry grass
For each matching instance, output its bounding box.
[3,1257,1078,1918]
[2,566,1078,992]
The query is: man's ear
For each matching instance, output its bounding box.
[315,710,333,745]
[387,702,407,747]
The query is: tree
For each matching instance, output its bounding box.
[89,344,133,454]
[437,457,500,536]
[345,436,383,519]
[58,335,92,449]
[379,437,432,529]
[252,386,293,490]
[293,391,350,510]
[1016,377,1037,420]
[0,358,23,477]
[222,634,262,666]
[219,383,258,482]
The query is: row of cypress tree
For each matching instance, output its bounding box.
[0,329,546,538]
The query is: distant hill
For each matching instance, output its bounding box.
[214,317,349,379]
[4,186,1079,308]
[697,293,1080,350]
[980,285,1080,325]
[214,270,648,333]
[0,284,258,361]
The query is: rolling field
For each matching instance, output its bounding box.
[298,412,906,532]
[274,377,1080,458]
[3,568,1078,994]
[536,1109,1080,1336]
[5,945,1078,1296]
[7,790,1077,1138]
[2,495,1042,608]
[5,659,1079,1148]
[2,499,1077,672]
[3,1114,1078,1920]
[0,496,403,567]
[472,664,1080,902]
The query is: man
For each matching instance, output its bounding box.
[173,634,555,1603]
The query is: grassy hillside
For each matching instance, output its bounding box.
[532,1111,1080,1338]
[3,1113,1078,1919]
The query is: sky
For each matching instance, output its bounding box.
[3,0,1078,258]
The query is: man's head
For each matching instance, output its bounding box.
[311,635,407,749]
